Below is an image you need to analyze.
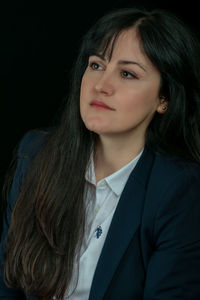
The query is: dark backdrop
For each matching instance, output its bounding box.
[1,0,200,233]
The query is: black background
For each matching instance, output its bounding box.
[1,0,200,220]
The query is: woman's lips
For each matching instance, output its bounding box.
[90,100,114,110]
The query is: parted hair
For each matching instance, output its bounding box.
[3,6,200,300]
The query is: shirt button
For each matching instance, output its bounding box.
[99,180,106,187]
[95,205,100,214]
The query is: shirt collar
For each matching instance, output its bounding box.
[85,149,144,196]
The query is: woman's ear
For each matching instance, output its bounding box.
[157,96,168,114]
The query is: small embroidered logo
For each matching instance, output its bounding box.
[95,226,103,239]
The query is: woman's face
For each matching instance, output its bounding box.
[80,28,166,141]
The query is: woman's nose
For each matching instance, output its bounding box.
[94,72,115,96]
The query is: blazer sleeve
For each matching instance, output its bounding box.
[143,166,200,299]
[0,130,48,299]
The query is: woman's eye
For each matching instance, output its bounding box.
[89,62,103,70]
[121,70,137,79]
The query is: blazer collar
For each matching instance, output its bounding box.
[89,147,155,300]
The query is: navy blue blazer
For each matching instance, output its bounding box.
[1,129,200,299]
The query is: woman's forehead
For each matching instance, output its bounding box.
[95,28,143,60]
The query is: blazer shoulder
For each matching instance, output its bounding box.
[18,127,54,158]
[153,151,200,180]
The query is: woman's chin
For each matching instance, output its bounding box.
[84,121,109,135]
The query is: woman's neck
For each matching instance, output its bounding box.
[94,133,144,183]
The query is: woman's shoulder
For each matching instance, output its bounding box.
[17,127,54,158]
[144,149,200,218]
[152,149,200,181]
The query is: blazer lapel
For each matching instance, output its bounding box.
[89,148,155,300]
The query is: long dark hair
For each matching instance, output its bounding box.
[3,6,200,299]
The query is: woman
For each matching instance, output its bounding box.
[1,6,200,300]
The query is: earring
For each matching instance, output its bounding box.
[162,106,167,111]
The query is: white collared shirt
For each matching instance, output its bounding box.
[64,150,143,300]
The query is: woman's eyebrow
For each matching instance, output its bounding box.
[118,60,147,72]
[90,54,147,72]
[90,53,106,60]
